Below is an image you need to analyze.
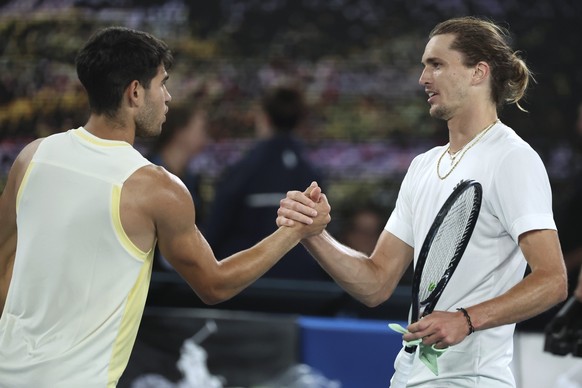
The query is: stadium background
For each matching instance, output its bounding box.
[1,1,581,387]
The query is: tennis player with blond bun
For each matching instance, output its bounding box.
[277,17,567,387]
[0,27,330,387]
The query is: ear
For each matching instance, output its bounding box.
[472,61,490,85]
[126,80,143,108]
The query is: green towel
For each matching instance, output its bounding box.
[388,323,448,376]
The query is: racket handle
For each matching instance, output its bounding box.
[389,348,415,388]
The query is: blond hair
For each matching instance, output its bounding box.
[430,16,533,111]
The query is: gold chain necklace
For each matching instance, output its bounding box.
[447,148,462,162]
[436,120,498,180]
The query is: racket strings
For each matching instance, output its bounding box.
[418,188,477,303]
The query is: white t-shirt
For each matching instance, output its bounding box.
[385,122,556,387]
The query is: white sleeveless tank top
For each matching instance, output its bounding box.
[0,127,154,387]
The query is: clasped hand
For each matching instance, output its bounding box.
[277,181,330,237]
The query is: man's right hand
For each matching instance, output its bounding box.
[277,181,329,233]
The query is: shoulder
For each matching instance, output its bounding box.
[13,138,45,175]
[0,138,45,206]
[489,124,544,168]
[126,164,194,211]
[131,164,189,193]
[19,137,45,158]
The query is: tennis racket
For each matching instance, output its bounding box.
[390,179,482,388]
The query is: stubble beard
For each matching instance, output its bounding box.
[430,104,453,122]
[135,105,162,139]
[135,123,161,139]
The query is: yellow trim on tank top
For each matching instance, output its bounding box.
[110,185,153,261]
[106,247,153,386]
[73,127,130,148]
[15,160,35,214]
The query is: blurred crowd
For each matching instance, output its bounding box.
[1,1,581,286]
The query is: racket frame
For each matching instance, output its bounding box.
[406,179,482,350]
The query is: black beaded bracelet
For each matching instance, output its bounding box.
[457,307,475,335]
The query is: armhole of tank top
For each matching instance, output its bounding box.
[111,184,151,261]
[15,160,35,214]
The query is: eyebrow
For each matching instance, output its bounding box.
[421,57,440,66]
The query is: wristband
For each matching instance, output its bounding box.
[457,307,475,335]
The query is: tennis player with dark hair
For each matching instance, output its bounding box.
[276,16,567,386]
[0,27,330,387]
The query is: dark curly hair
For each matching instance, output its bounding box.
[76,26,173,117]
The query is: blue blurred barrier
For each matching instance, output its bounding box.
[299,316,407,388]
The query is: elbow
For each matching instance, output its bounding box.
[199,295,223,306]
[545,270,569,307]
[360,289,391,308]
[557,274,569,304]
[196,287,233,306]
[362,298,383,308]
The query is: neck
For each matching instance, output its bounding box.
[447,113,498,153]
[84,114,136,145]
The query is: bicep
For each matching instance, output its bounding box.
[1,140,41,312]
[519,229,568,304]
[0,186,17,295]
[519,229,566,274]
[152,175,219,288]
[0,177,17,252]
[0,140,41,267]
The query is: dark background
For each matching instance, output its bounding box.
[2,1,580,386]
[1,0,580,329]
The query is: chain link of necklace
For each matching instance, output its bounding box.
[436,120,499,180]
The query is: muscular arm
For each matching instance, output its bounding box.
[302,230,413,307]
[468,229,567,328]
[0,140,43,317]
[277,186,414,307]
[405,229,568,348]
[134,169,330,305]
[0,172,17,317]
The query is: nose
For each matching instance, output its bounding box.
[418,67,428,86]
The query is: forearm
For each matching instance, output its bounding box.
[208,227,303,303]
[467,230,568,331]
[403,268,567,349]
[466,268,567,331]
[214,196,331,297]
[302,231,395,307]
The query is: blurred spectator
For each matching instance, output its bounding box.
[338,202,413,285]
[147,101,209,271]
[523,101,582,332]
[517,102,582,332]
[555,101,582,295]
[339,204,383,256]
[203,85,329,281]
[545,102,582,380]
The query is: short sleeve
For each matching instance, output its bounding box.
[384,157,419,247]
[490,145,556,242]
